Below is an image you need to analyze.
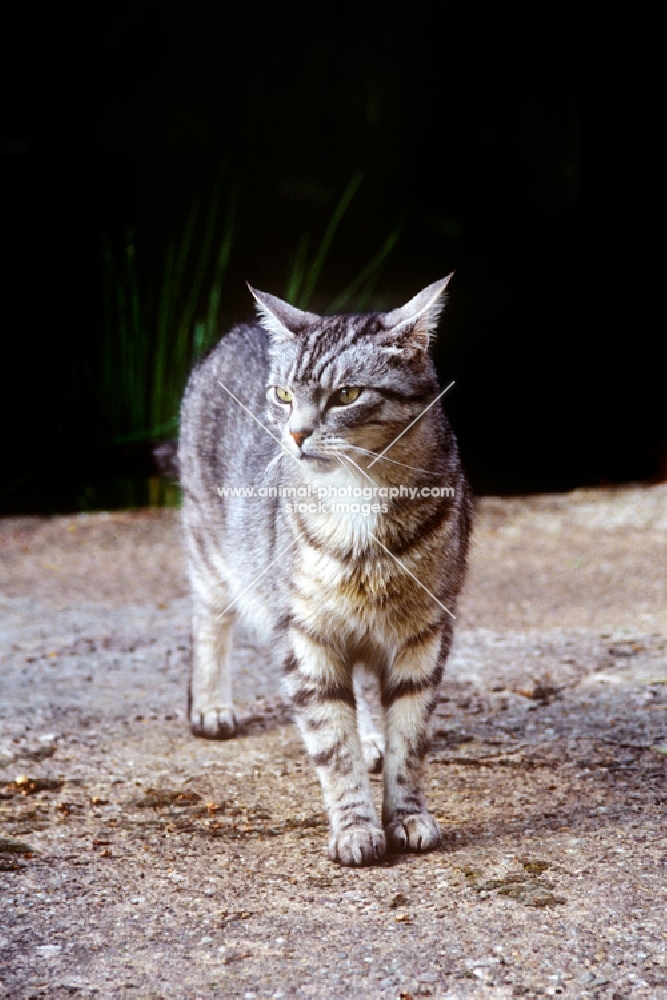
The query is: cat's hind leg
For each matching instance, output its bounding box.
[189,593,238,740]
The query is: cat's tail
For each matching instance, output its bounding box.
[152,440,180,480]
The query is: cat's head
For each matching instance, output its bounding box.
[248,276,453,472]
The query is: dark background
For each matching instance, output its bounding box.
[1,3,662,512]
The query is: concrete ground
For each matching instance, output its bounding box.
[0,485,666,999]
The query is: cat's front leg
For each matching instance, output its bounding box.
[381,628,445,853]
[285,640,385,866]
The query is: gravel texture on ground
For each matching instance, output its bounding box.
[0,486,666,999]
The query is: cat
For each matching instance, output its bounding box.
[178,275,472,865]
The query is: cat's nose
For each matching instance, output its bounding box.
[290,430,311,448]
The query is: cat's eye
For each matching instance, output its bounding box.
[332,386,361,406]
[274,387,293,404]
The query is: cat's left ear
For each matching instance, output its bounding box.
[247,284,320,341]
[381,273,454,355]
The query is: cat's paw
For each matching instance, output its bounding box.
[190,707,238,740]
[385,812,441,853]
[329,825,386,866]
[361,733,384,774]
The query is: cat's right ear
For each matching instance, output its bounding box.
[247,284,320,341]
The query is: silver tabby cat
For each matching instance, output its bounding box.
[179,275,472,865]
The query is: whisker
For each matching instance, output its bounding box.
[333,453,352,481]
[342,444,441,477]
[318,437,349,453]
[334,450,380,490]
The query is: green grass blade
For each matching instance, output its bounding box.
[327,215,404,313]
[199,184,238,357]
[298,171,363,309]
[284,231,310,304]
[181,176,225,338]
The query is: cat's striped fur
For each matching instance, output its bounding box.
[179,276,472,865]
